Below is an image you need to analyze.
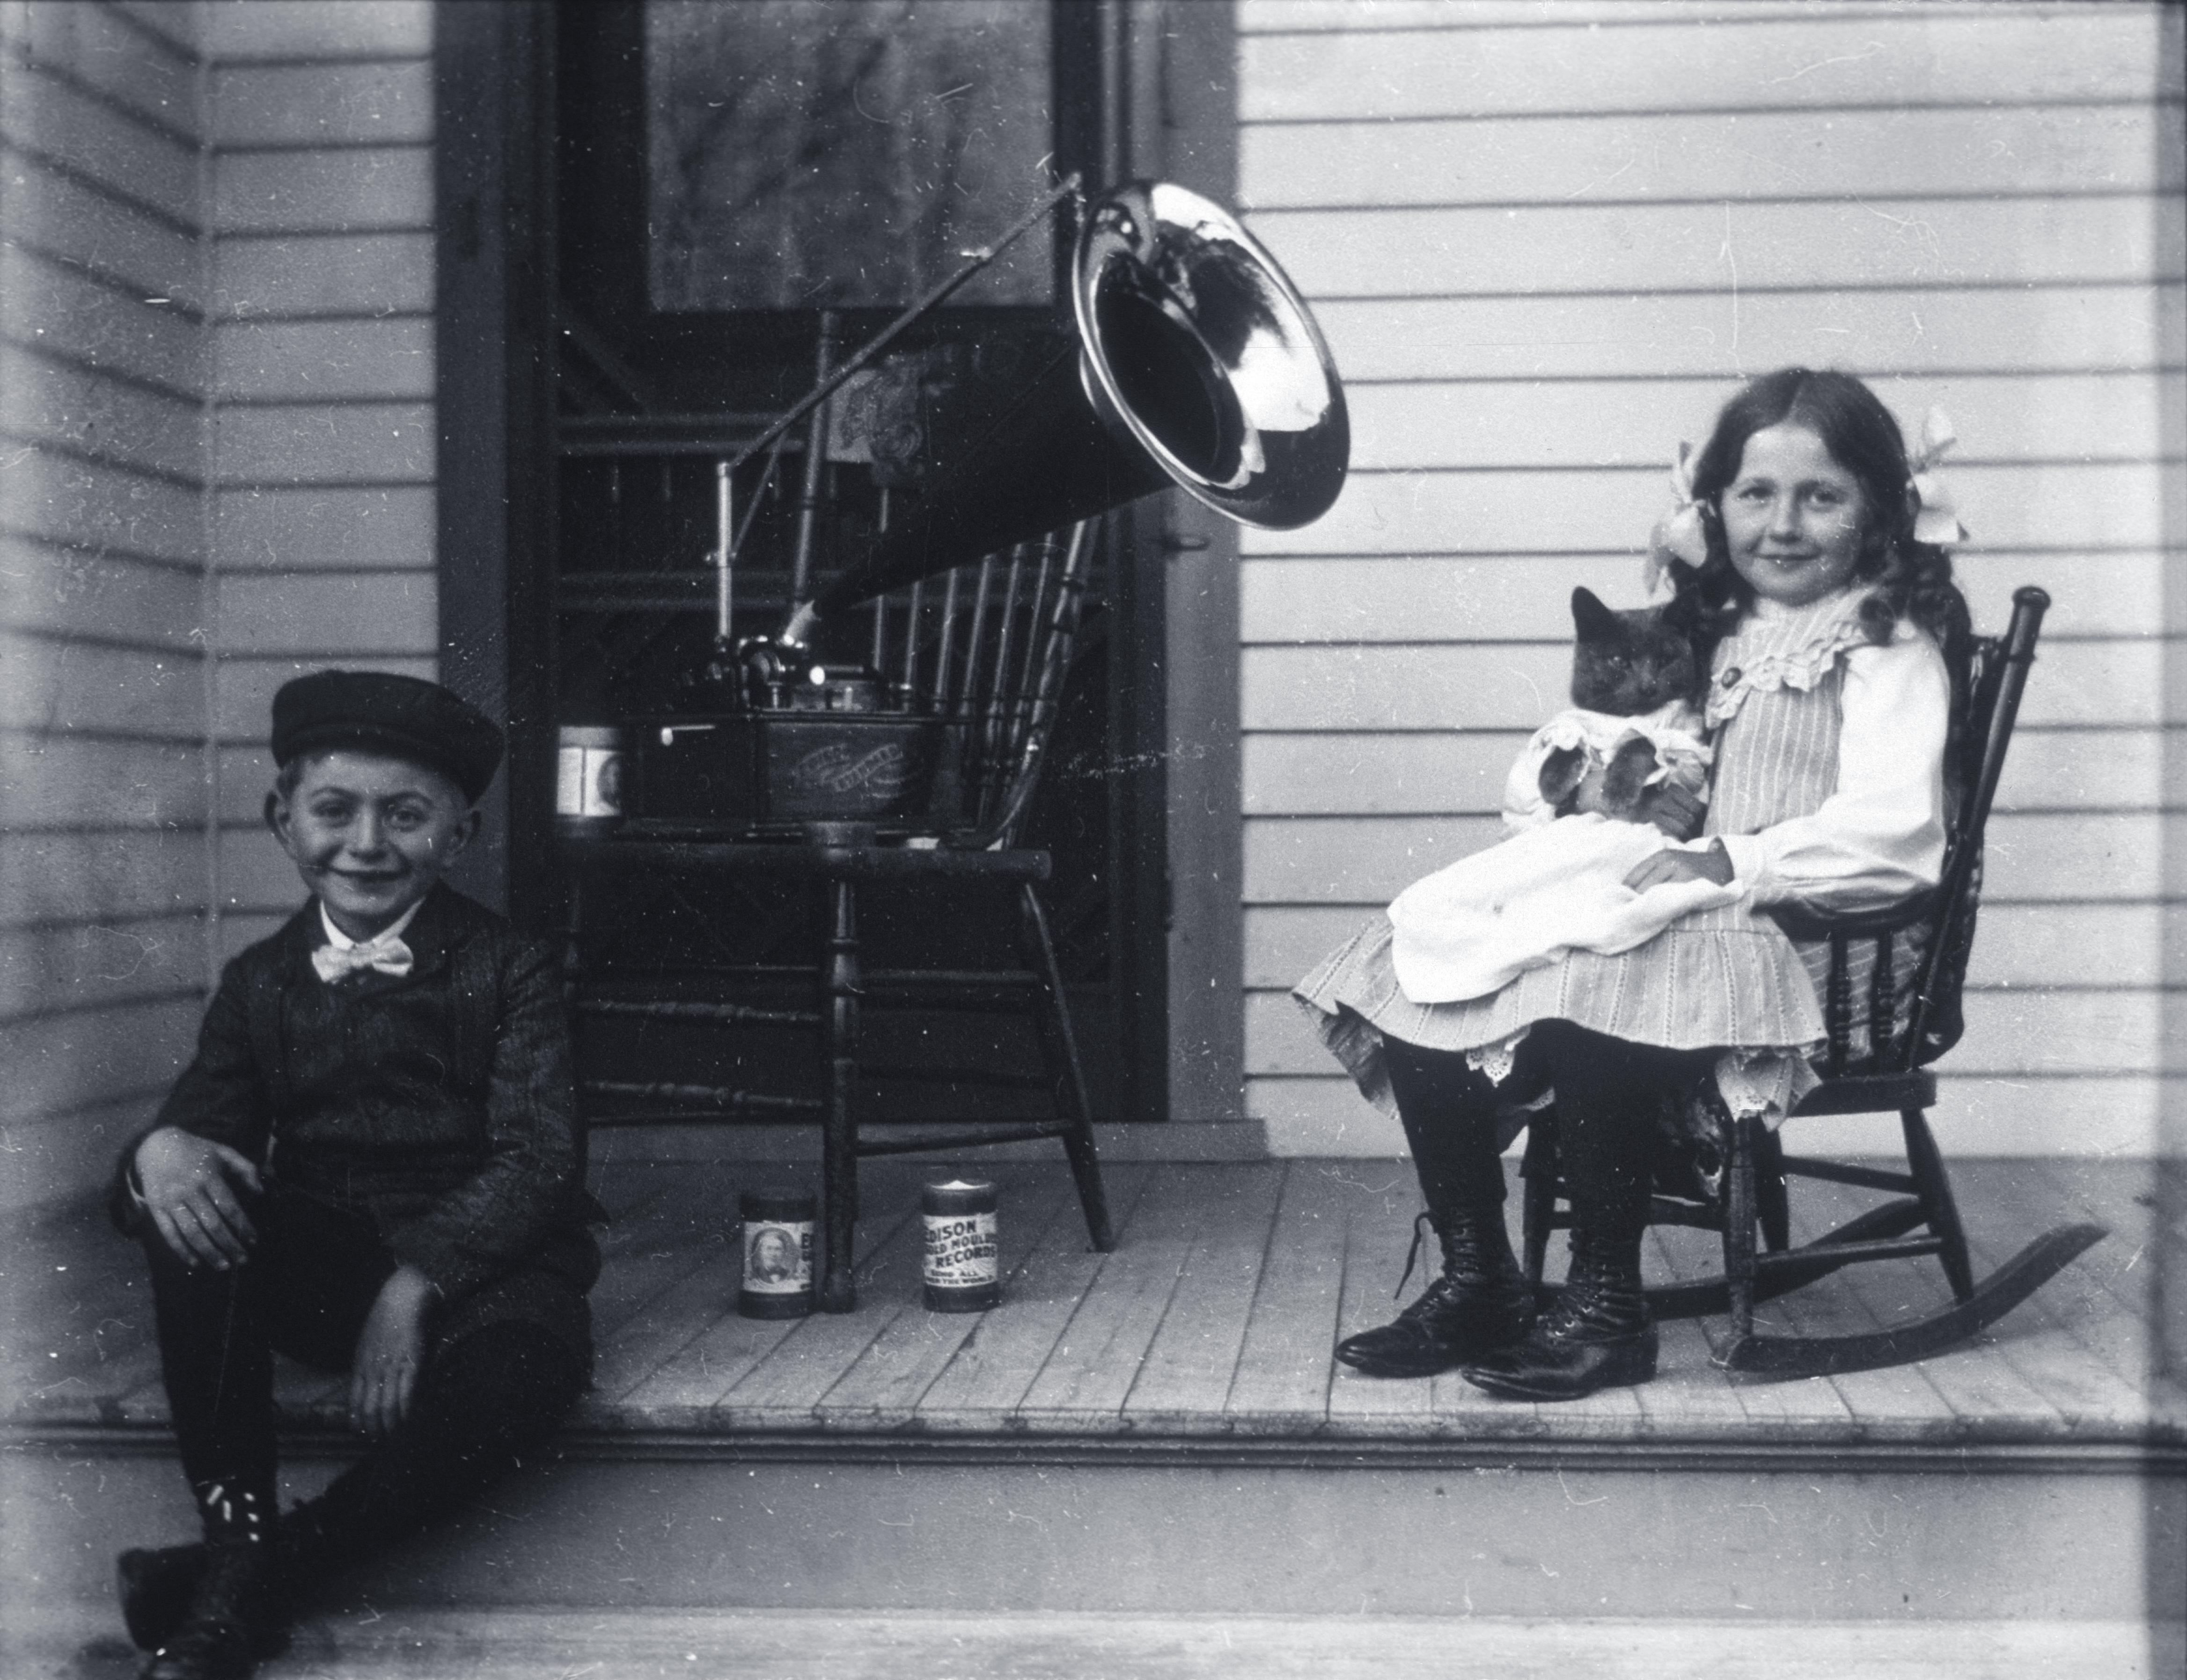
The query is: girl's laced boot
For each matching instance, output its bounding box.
[137,1482,289,1680]
[1335,1201,1537,1378]
[1460,1223,1657,1401]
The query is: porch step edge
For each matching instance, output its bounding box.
[5,1604,2180,1680]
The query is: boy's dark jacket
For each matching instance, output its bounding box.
[111,885,601,1306]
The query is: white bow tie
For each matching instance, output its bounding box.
[312,936,415,985]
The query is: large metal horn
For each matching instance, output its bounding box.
[781,181,1347,643]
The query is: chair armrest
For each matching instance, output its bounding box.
[1768,890,1935,943]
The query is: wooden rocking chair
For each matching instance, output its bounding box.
[563,521,1116,1313]
[1520,586,2107,1381]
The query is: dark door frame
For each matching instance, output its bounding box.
[433,0,1242,1125]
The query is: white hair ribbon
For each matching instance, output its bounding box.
[1644,440,1709,595]
[1908,407,1968,546]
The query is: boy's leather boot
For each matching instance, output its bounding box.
[1335,1201,1537,1377]
[1459,1222,1657,1401]
[137,1483,288,1680]
[118,1543,205,1652]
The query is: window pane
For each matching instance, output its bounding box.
[646,0,1055,312]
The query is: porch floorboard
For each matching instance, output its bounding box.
[7,1157,2180,1457]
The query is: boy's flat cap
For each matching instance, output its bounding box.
[272,670,504,802]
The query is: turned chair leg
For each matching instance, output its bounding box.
[1724,1112,1758,1341]
[1901,1106,1976,1302]
[1754,1124,1791,1254]
[1018,882,1113,1251]
[819,878,861,1313]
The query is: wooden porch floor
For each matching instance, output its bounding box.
[6,1155,2180,1458]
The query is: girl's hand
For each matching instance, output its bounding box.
[134,1128,263,1270]
[1641,781,1707,840]
[350,1264,436,1438]
[1625,839,1734,893]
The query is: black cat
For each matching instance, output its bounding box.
[1538,587,1706,823]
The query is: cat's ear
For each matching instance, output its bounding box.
[1571,586,1619,640]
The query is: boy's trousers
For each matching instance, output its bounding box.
[143,1185,587,1572]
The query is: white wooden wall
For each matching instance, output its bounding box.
[199,0,438,960]
[1,0,210,1205]
[0,0,435,1207]
[1233,0,2185,1156]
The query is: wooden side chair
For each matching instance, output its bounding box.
[1520,586,2107,1380]
[562,521,1116,1312]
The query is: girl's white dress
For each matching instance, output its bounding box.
[1294,587,1952,1127]
[1386,700,1729,1005]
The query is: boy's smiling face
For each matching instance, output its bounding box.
[269,749,478,940]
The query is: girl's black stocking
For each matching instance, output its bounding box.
[1381,1035,1508,1220]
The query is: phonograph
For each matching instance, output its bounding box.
[586,176,1350,838]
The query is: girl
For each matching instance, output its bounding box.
[1294,367,1968,1401]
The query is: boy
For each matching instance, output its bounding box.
[111,671,599,1680]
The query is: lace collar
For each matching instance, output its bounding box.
[1704,587,1880,728]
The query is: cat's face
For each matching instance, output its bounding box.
[1568,587,1700,714]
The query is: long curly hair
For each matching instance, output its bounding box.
[1663,368,1970,668]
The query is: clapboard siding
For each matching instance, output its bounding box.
[1,343,202,475]
[1243,554,2164,642]
[1340,373,2173,471]
[1241,725,2169,817]
[211,58,433,147]
[0,243,205,396]
[0,3,209,1207]
[1258,198,2176,300]
[0,630,204,740]
[1245,3,2078,37]
[1,0,196,135]
[198,0,433,64]
[212,484,437,569]
[1310,284,2187,382]
[6,990,207,1126]
[211,144,433,235]
[211,570,437,661]
[1248,1071,2182,1162]
[1241,639,2171,731]
[212,231,435,317]
[1242,0,2176,1176]
[0,145,203,307]
[0,828,211,926]
[214,317,434,401]
[4,733,210,830]
[0,0,439,1206]
[1239,11,2174,120]
[1243,105,2175,211]
[201,2,437,954]
[1250,463,2170,556]
[0,910,208,1020]
[0,535,205,649]
[0,51,198,224]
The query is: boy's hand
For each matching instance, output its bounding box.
[351,1265,435,1438]
[134,1127,263,1269]
[1625,838,1735,893]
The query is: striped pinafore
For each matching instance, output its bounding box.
[1295,588,1919,1123]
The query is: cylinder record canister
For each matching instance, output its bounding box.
[922,1179,1000,1312]
[738,1186,815,1319]
[555,725,625,834]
